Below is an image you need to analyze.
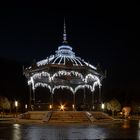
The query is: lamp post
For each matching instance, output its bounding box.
[101,103,105,111]
[72,104,75,111]
[49,104,52,110]
[15,101,18,117]
[25,104,28,111]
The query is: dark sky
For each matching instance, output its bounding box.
[0,2,139,102]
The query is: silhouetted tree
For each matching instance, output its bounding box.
[0,96,11,114]
[106,98,121,116]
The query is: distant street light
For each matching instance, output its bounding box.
[49,104,52,110]
[101,103,105,110]
[15,101,18,107]
[25,104,28,111]
[15,101,18,117]
[72,104,75,111]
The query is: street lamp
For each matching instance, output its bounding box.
[15,101,18,117]
[15,101,18,107]
[60,104,65,111]
[49,104,52,110]
[101,103,105,110]
[72,104,75,111]
[25,104,28,111]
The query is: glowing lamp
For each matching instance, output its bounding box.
[25,104,28,109]
[60,105,65,111]
[72,104,75,110]
[15,101,18,107]
[101,103,105,109]
[49,105,52,109]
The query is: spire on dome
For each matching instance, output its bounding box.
[63,18,68,44]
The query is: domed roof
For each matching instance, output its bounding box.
[37,44,96,70]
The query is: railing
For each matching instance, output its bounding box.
[42,111,53,122]
[85,112,96,122]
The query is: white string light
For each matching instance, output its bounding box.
[29,71,101,93]
[35,44,96,70]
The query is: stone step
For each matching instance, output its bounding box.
[49,111,90,123]
[91,112,113,120]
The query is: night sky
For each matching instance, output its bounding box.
[0,2,139,103]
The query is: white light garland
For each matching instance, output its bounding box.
[32,71,51,82]
[58,45,72,50]
[29,71,101,92]
[52,85,74,94]
[84,61,97,70]
[75,84,93,93]
[28,80,32,85]
[34,82,51,91]
[32,82,98,94]
[28,77,35,90]
[51,70,84,81]
[85,74,100,83]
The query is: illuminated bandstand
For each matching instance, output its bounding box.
[23,21,105,111]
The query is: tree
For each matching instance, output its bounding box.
[0,96,11,113]
[122,106,131,118]
[106,98,121,116]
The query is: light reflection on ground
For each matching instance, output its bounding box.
[0,121,139,139]
[12,124,21,140]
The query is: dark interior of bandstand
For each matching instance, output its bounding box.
[32,87,101,111]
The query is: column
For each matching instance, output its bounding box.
[29,84,32,111]
[73,93,75,111]
[99,86,101,104]
[83,86,86,110]
[92,91,94,110]
[33,89,35,105]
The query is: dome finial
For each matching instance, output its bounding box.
[63,18,68,44]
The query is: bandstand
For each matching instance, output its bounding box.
[23,21,105,111]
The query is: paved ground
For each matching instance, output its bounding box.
[0,120,140,139]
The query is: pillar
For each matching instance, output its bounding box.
[33,89,35,105]
[98,86,102,111]
[51,93,53,110]
[29,84,32,111]
[83,86,86,110]
[92,91,94,110]
[73,93,75,111]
